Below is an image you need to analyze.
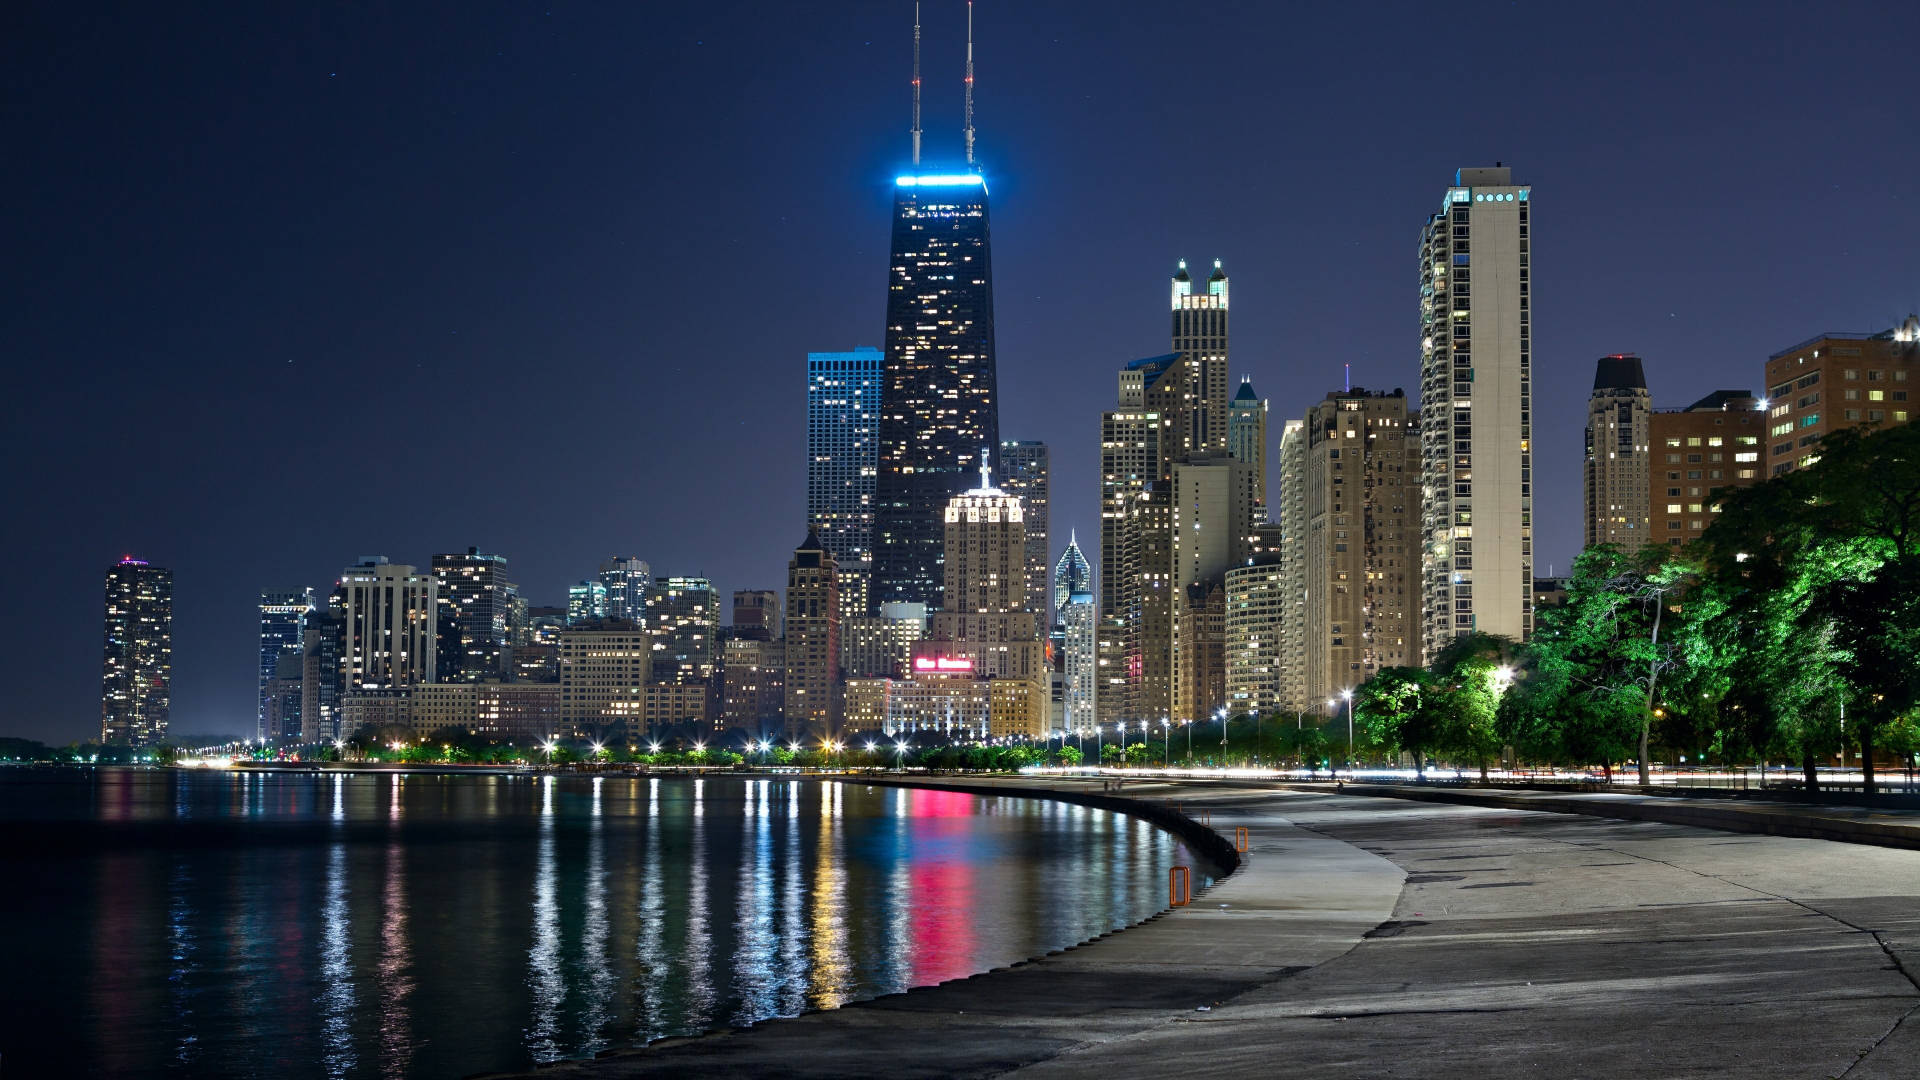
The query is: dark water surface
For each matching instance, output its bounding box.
[0,768,1215,1078]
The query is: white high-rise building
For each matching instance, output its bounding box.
[598,556,651,621]
[340,558,438,691]
[1063,592,1096,733]
[1419,165,1534,650]
[1276,419,1308,712]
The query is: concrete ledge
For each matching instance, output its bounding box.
[1318,781,1920,851]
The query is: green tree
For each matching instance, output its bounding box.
[1056,745,1083,767]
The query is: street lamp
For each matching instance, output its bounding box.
[1341,688,1355,777]
[1161,718,1170,765]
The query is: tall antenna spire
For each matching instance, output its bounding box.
[964,1,976,165]
[910,3,922,165]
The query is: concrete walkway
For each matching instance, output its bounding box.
[500,779,1920,1079]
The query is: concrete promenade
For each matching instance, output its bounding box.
[503,778,1920,1079]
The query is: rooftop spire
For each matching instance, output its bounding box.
[910,3,922,165]
[964,1,976,165]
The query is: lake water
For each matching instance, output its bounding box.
[0,768,1216,1078]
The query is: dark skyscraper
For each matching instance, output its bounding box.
[871,170,1000,613]
[101,556,172,746]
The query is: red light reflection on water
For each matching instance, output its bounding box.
[904,788,979,986]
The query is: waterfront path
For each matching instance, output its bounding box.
[500,778,1920,1080]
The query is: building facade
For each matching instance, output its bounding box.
[731,589,782,637]
[598,556,651,622]
[432,548,512,680]
[340,558,438,691]
[557,626,651,739]
[872,173,999,613]
[808,347,882,620]
[922,465,1046,684]
[721,636,785,738]
[1224,556,1286,718]
[301,601,346,743]
[258,587,313,741]
[996,440,1050,625]
[1304,389,1423,707]
[1227,377,1269,514]
[644,577,719,684]
[783,531,840,738]
[1762,317,1920,477]
[1062,592,1096,732]
[567,580,609,624]
[1419,165,1534,651]
[842,601,926,677]
[1650,390,1765,545]
[1168,259,1231,457]
[1583,356,1653,549]
[1276,419,1309,712]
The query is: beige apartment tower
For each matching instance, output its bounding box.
[1419,166,1533,651]
[1304,389,1422,707]
[1584,355,1653,549]
[783,531,840,739]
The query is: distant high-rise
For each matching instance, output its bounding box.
[732,589,782,637]
[340,558,438,691]
[258,588,314,741]
[872,172,999,612]
[1225,546,1286,718]
[997,440,1050,623]
[1168,259,1231,458]
[432,548,511,680]
[598,556,651,621]
[567,580,609,625]
[302,594,346,742]
[1169,452,1257,722]
[1420,165,1534,649]
[1099,393,1164,621]
[1306,389,1422,705]
[1276,419,1309,712]
[808,347,882,619]
[1584,355,1653,549]
[644,577,719,684]
[101,556,172,746]
[923,460,1046,683]
[1649,390,1765,546]
[1762,316,1920,476]
[1227,376,1270,516]
[1063,591,1096,732]
[1052,532,1091,618]
[784,531,840,738]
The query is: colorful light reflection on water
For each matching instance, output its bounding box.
[0,770,1215,1078]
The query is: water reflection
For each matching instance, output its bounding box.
[1,772,1212,1080]
[321,839,356,1078]
[527,776,561,1061]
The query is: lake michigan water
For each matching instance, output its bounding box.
[0,768,1216,1078]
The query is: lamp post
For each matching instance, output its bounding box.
[1161,719,1170,765]
[1216,707,1228,766]
[1185,718,1192,761]
[1341,688,1355,776]
[1326,700,1337,776]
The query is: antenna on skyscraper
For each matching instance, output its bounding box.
[1345,363,1351,393]
[964,1,976,165]
[911,2,922,165]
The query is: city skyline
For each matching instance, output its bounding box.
[9,1,1920,742]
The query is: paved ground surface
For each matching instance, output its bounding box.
[495,779,1920,1080]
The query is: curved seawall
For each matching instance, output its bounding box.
[491,775,1404,1079]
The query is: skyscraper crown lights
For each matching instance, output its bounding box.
[896,174,985,187]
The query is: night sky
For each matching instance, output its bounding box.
[6,1,1917,743]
